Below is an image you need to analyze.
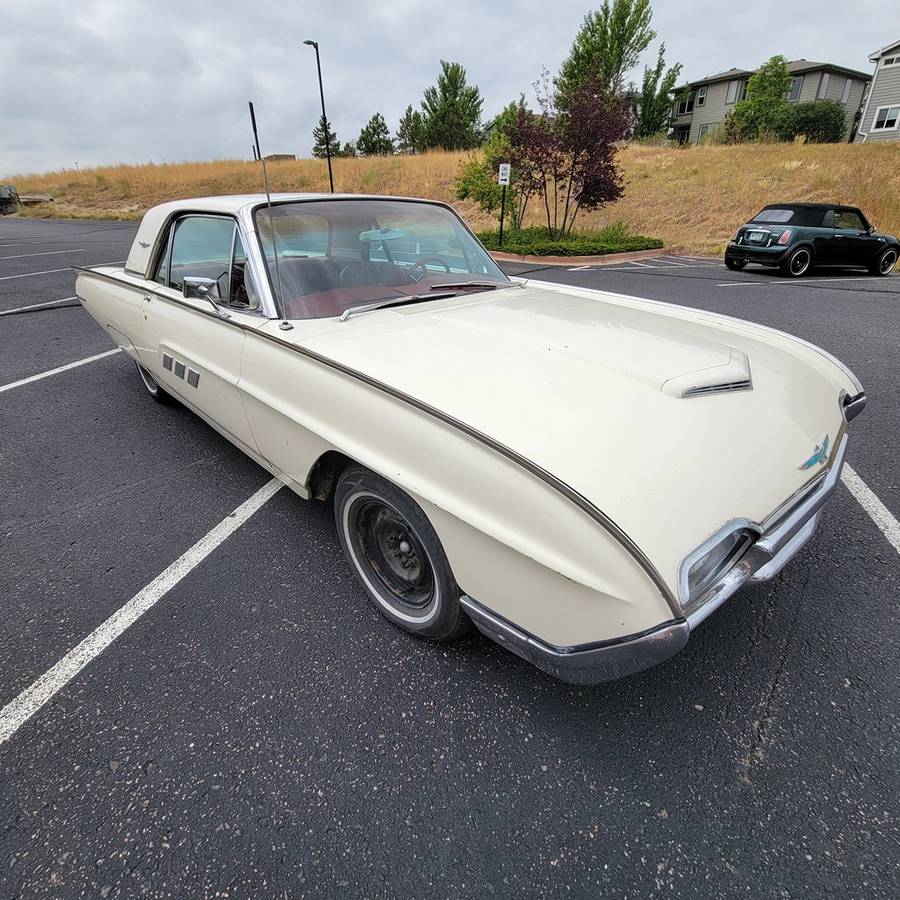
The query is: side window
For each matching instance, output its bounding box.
[229,230,261,311]
[169,216,235,295]
[821,210,835,228]
[834,210,865,231]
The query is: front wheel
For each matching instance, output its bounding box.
[135,361,171,404]
[781,246,812,278]
[333,466,471,641]
[870,247,898,277]
[725,258,747,271]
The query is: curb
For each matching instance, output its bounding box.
[489,248,671,267]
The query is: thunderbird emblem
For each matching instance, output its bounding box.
[799,434,830,470]
[138,241,150,248]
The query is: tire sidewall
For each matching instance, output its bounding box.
[783,246,812,277]
[876,248,897,276]
[333,466,468,641]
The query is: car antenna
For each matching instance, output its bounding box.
[249,100,292,331]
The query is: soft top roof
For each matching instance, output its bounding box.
[749,203,862,227]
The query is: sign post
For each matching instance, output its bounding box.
[497,163,511,247]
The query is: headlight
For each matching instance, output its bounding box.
[681,526,756,609]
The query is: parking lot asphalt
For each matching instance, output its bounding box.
[1,218,898,899]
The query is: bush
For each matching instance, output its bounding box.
[775,100,847,143]
[476,224,663,256]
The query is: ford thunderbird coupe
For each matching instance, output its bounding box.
[725,202,899,277]
[75,194,866,684]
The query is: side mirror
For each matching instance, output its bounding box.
[182,275,231,319]
[868,225,877,234]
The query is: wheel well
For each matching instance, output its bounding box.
[307,450,354,501]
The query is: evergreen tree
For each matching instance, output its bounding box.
[420,61,484,150]
[634,44,682,138]
[356,112,395,156]
[312,115,338,159]
[557,0,655,99]
[396,105,425,153]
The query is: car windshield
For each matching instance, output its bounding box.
[254,199,510,319]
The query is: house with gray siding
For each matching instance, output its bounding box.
[670,59,870,143]
[854,39,900,141]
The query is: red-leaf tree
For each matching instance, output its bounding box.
[509,72,631,238]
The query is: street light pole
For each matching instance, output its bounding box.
[303,39,334,193]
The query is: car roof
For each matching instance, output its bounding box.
[760,203,859,212]
[124,193,448,278]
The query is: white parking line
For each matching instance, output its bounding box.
[0,296,77,316]
[0,248,85,261]
[0,348,120,394]
[841,466,900,556]
[0,267,71,281]
[718,277,878,288]
[0,478,284,746]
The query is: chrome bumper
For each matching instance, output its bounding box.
[460,432,850,686]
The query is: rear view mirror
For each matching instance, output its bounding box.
[182,276,231,320]
[182,275,219,300]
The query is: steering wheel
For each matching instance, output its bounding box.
[408,255,452,281]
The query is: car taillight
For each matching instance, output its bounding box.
[778,229,792,245]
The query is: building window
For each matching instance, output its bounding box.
[698,124,710,140]
[697,86,707,107]
[725,79,745,104]
[873,105,900,130]
[883,55,899,67]
[786,76,803,102]
[816,72,831,100]
[676,90,695,116]
[839,77,852,104]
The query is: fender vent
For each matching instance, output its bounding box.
[682,379,752,398]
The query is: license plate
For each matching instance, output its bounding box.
[748,230,768,243]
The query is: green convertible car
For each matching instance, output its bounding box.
[725,203,899,278]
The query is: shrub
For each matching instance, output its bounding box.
[476,224,662,256]
[775,100,847,143]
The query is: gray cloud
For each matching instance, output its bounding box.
[0,0,889,175]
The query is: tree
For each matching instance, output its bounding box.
[396,105,425,153]
[721,55,792,141]
[509,72,630,238]
[312,115,338,159]
[420,60,484,150]
[556,0,655,100]
[775,100,847,143]
[356,113,394,156]
[455,96,531,230]
[634,44,682,138]
[340,140,357,158]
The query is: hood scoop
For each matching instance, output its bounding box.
[661,349,752,399]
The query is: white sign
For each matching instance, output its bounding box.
[498,163,511,186]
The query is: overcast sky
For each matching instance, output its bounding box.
[1,0,890,176]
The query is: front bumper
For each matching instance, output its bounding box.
[725,242,790,266]
[461,430,853,685]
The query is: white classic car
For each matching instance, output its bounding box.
[75,194,866,684]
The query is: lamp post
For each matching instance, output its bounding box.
[303,39,334,193]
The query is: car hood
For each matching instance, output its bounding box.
[297,282,850,594]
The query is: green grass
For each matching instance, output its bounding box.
[477,224,663,256]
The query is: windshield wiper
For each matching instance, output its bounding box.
[428,280,510,291]
[338,292,458,322]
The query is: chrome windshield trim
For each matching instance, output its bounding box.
[460,595,689,685]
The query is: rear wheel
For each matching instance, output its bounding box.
[870,247,898,276]
[135,361,171,404]
[333,465,471,641]
[781,246,812,278]
[725,258,747,271]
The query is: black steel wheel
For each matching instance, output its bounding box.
[871,247,898,277]
[135,361,171,404]
[334,465,471,641]
[781,246,812,278]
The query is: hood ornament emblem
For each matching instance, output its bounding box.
[799,434,830,470]
[138,241,150,248]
